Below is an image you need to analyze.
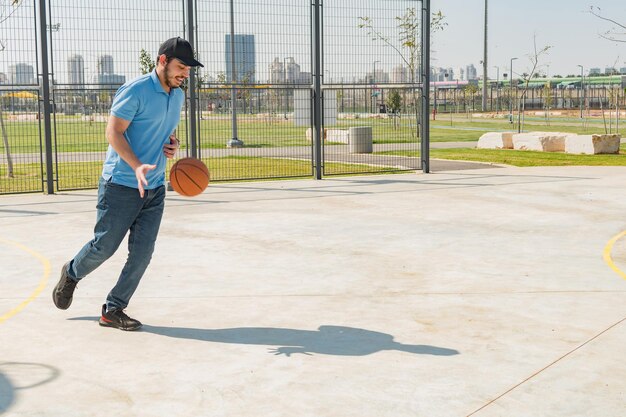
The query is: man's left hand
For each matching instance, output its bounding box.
[163,135,180,159]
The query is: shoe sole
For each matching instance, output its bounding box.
[99,317,142,331]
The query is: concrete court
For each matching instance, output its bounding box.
[1,164,626,417]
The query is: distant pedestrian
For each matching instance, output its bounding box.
[53,37,203,331]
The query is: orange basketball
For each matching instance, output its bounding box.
[169,157,210,197]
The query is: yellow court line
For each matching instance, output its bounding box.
[603,231,626,281]
[0,238,51,324]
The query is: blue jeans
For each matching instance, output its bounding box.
[68,177,165,310]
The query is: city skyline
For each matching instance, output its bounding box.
[3,54,626,87]
[434,0,626,79]
[0,0,624,85]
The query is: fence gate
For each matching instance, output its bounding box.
[321,0,423,176]
[192,0,315,181]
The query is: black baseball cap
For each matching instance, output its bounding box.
[158,37,204,67]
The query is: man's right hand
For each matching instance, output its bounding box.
[135,164,156,198]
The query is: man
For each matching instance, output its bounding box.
[52,37,203,331]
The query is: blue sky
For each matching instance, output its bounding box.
[433,0,626,78]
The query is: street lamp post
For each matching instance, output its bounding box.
[503,72,508,116]
[443,72,449,112]
[284,57,288,119]
[494,65,499,113]
[227,0,244,148]
[373,60,379,84]
[482,0,488,112]
[577,64,584,119]
[509,57,518,123]
[372,60,380,113]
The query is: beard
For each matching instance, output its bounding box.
[164,63,183,89]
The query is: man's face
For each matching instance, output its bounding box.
[163,58,191,89]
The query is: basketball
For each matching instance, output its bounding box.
[169,157,210,197]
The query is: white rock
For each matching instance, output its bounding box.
[477,132,515,149]
[326,129,350,144]
[565,134,621,154]
[512,132,568,152]
[306,128,350,144]
[305,128,329,142]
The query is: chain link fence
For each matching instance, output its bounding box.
[0,0,429,194]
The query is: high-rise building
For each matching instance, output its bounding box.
[97,55,114,75]
[430,67,439,81]
[605,67,618,75]
[390,65,408,83]
[366,68,389,83]
[9,63,35,85]
[92,73,126,88]
[67,54,85,85]
[430,67,448,82]
[445,67,455,81]
[225,34,256,83]
[465,64,477,81]
[269,57,303,84]
[620,67,626,75]
[269,57,284,83]
[284,57,300,83]
[589,68,602,75]
[92,54,125,87]
[299,72,312,83]
[455,67,465,81]
[0,73,7,84]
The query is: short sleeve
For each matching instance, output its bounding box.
[110,84,139,121]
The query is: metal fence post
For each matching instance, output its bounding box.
[38,0,54,194]
[421,0,430,173]
[312,0,322,180]
[186,0,198,158]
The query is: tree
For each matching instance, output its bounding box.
[385,89,402,129]
[516,35,551,132]
[606,85,622,134]
[238,71,254,114]
[462,84,479,119]
[540,83,553,126]
[0,0,22,178]
[589,6,626,43]
[358,8,446,138]
[139,48,155,75]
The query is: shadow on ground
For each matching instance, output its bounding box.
[0,362,60,414]
[0,371,13,414]
[70,318,459,357]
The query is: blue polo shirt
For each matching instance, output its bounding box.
[102,70,185,189]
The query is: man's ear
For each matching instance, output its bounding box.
[157,54,167,66]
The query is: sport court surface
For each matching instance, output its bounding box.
[1,165,625,417]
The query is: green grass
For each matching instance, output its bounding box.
[0,116,421,153]
[0,156,393,193]
[1,113,620,152]
[2,113,624,193]
[380,145,626,167]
